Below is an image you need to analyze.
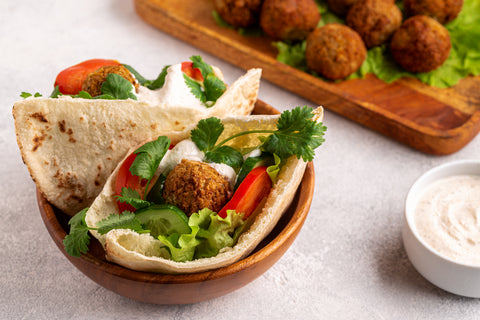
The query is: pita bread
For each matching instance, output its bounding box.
[85,107,324,274]
[13,68,261,215]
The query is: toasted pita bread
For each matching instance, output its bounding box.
[85,107,324,274]
[13,68,261,215]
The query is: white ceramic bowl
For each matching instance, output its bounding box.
[403,159,480,298]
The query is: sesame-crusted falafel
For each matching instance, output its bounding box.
[260,0,320,41]
[213,0,264,28]
[346,0,402,48]
[162,159,232,216]
[305,23,367,80]
[82,65,138,97]
[390,15,451,73]
[403,0,464,25]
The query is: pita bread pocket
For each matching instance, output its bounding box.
[13,56,261,215]
[68,106,325,274]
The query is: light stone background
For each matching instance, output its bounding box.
[2,0,480,319]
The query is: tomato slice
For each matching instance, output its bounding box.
[218,166,272,219]
[115,152,147,213]
[181,61,204,82]
[54,58,121,95]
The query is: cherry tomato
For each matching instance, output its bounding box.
[54,59,121,95]
[218,166,272,219]
[115,152,147,213]
[181,61,204,81]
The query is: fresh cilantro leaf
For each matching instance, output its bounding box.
[184,56,226,107]
[146,65,169,90]
[262,106,326,162]
[100,73,137,100]
[63,208,91,257]
[115,187,151,210]
[20,92,42,98]
[190,117,224,151]
[190,106,326,167]
[96,211,146,235]
[123,64,148,85]
[130,136,171,181]
[204,74,226,102]
[123,64,169,90]
[75,91,94,99]
[49,86,62,98]
[184,73,206,102]
[191,55,214,79]
[205,146,244,170]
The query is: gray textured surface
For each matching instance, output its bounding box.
[2,0,480,319]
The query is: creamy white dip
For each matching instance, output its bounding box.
[415,175,480,265]
[135,63,224,109]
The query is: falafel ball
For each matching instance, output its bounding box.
[213,0,263,28]
[305,23,367,80]
[346,0,402,48]
[260,0,320,41]
[403,0,464,25]
[82,65,138,97]
[327,0,360,17]
[162,159,232,216]
[390,15,451,73]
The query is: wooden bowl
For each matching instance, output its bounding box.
[36,101,315,304]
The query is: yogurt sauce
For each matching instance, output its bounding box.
[135,63,224,109]
[157,139,237,189]
[415,175,480,265]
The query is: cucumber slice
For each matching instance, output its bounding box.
[135,204,191,238]
[234,154,273,191]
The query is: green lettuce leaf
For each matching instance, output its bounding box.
[190,208,245,259]
[156,208,245,262]
[158,228,201,262]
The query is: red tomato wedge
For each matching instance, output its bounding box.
[115,152,147,213]
[54,58,121,95]
[218,166,272,219]
[181,61,204,82]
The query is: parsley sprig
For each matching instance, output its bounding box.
[123,64,169,90]
[184,55,226,107]
[191,106,326,164]
[129,136,171,199]
[63,209,148,257]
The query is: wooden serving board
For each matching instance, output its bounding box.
[134,0,480,155]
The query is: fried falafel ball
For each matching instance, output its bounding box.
[403,0,464,25]
[213,0,264,28]
[390,15,451,73]
[327,0,360,17]
[346,0,402,48]
[162,159,233,216]
[260,0,320,41]
[305,23,367,80]
[82,65,139,97]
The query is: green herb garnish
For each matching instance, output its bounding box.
[63,209,149,257]
[115,187,151,210]
[185,55,226,107]
[20,92,42,98]
[130,136,171,199]
[191,106,326,165]
[123,64,169,90]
